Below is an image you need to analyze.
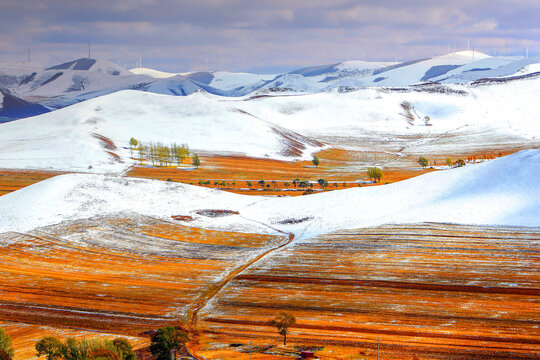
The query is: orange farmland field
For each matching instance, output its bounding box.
[0,169,66,196]
[0,148,521,198]
[1,218,538,359]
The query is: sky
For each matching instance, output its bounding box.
[0,0,539,73]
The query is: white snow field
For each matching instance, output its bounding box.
[0,150,538,235]
[233,72,540,152]
[0,90,322,173]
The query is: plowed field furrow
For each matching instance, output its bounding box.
[198,224,540,359]
[0,214,285,344]
[232,275,540,295]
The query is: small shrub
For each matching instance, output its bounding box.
[312,154,320,167]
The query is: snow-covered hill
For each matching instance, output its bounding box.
[233,72,540,154]
[1,70,539,172]
[0,150,537,234]
[2,53,540,122]
[0,90,323,173]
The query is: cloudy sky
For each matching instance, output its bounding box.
[0,0,538,72]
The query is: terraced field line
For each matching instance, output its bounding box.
[185,222,295,360]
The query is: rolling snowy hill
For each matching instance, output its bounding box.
[233,71,540,155]
[0,150,538,234]
[2,52,540,122]
[0,90,323,173]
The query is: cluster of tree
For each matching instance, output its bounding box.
[0,328,14,360]
[317,178,328,189]
[292,178,311,188]
[446,157,465,167]
[150,327,189,360]
[129,138,200,168]
[367,167,383,183]
[35,336,135,360]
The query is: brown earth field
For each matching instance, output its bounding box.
[1,217,538,359]
[125,147,519,197]
[0,148,522,198]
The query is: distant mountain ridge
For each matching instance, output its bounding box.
[0,51,539,122]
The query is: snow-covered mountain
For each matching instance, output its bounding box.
[0,59,225,114]
[1,150,538,234]
[1,52,540,123]
[0,90,323,173]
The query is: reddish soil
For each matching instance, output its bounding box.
[0,169,66,196]
[126,150,438,197]
[0,148,521,198]
[0,216,285,337]
[197,224,540,359]
[1,219,538,359]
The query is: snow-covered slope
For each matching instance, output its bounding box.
[247,149,540,235]
[129,67,179,78]
[289,60,394,83]
[17,58,144,98]
[433,56,540,83]
[0,88,50,122]
[0,150,538,234]
[130,68,276,94]
[334,51,490,88]
[254,74,326,94]
[233,73,540,145]
[4,53,540,120]
[0,90,323,172]
[206,71,276,93]
[0,62,44,91]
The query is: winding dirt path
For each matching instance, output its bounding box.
[185,225,295,359]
